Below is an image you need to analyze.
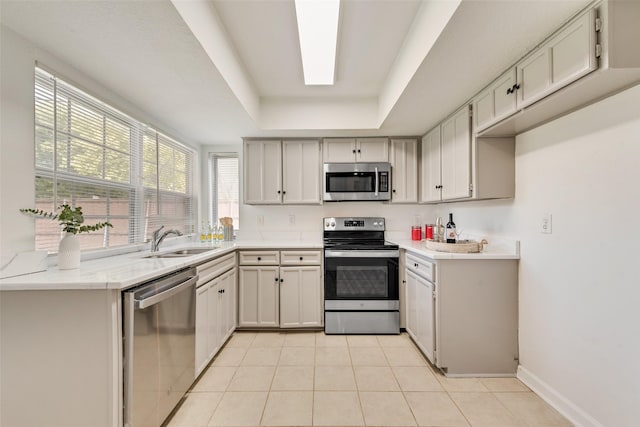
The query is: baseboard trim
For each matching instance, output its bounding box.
[517,365,604,427]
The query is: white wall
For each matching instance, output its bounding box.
[434,84,640,427]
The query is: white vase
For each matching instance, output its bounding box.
[58,232,80,270]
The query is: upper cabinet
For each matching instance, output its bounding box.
[420,106,472,203]
[323,137,389,162]
[244,139,321,205]
[478,1,640,137]
[517,9,598,109]
[390,138,419,204]
[421,105,515,204]
[474,9,597,133]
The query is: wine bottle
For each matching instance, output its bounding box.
[446,213,457,243]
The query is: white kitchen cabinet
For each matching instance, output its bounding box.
[475,8,598,133]
[473,69,518,132]
[323,137,389,162]
[244,139,321,204]
[404,254,436,364]
[238,250,322,329]
[238,266,280,327]
[517,9,597,109]
[404,249,519,376]
[390,138,418,203]
[420,126,442,203]
[244,140,282,204]
[420,106,472,202]
[282,140,321,204]
[441,106,472,200]
[195,253,237,376]
[279,266,322,328]
[421,106,514,203]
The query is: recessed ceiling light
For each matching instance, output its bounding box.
[294,0,340,85]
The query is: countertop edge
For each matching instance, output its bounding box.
[0,241,323,291]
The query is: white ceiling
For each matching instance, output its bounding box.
[0,0,590,147]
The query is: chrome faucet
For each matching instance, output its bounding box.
[150,225,183,252]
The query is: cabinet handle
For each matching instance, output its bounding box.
[415,263,419,268]
[507,83,520,95]
[282,191,286,195]
[280,278,284,283]
[299,256,303,261]
[277,190,281,194]
[257,257,262,261]
[274,277,278,282]
[402,280,406,284]
[352,149,356,154]
[392,189,396,193]
[357,149,361,153]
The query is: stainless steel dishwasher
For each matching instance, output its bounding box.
[123,268,198,427]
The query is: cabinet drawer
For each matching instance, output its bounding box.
[196,252,236,286]
[239,250,280,265]
[406,253,435,282]
[280,250,322,266]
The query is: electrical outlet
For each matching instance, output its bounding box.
[414,214,422,225]
[289,214,295,225]
[257,215,264,226]
[540,213,552,234]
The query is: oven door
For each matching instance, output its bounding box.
[324,249,399,301]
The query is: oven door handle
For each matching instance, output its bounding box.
[374,166,379,196]
[325,249,399,258]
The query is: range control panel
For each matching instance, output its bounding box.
[323,217,385,231]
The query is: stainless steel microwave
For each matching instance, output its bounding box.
[323,162,391,201]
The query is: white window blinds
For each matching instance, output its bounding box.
[34,67,195,252]
[209,154,239,230]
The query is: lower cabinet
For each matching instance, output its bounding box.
[238,250,323,329]
[404,249,519,376]
[279,266,322,328]
[405,254,436,364]
[238,266,280,327]
[195,254,237,376]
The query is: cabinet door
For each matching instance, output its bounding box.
[195,284,209,375]
[238,266,279,327]
[473,69,517,132]
[279,266,322,328]
[244,140,282,204]
[356,137,389,162]
[282,140,321,204]
[208,279,220,356]
[224,269,237,337]
[441,106,471,201]
[416,276,435,364]
[322,138,356,162]
[405,269,418,340]
[517,9,597,109]
[390,139,418,204]
[420,126,442,203]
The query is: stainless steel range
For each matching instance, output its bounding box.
[323,217,400,334]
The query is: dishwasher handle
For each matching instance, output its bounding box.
[134,274,198,309]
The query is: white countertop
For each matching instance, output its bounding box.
[0,240,322,291]
[1,235,518,291]
[390,238,520,260]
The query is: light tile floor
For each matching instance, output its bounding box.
[166,331,573,427]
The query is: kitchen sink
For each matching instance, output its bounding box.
[143,247,219,258]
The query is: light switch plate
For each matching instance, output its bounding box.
[289,214,295,225]
[541,213,552,234]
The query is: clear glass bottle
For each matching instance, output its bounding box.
[217,225,224,241]
[199,221,206,243]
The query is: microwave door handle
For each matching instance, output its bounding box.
[374,167,379,196]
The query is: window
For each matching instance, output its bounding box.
[34,67,195,252]
[209,153,239,231]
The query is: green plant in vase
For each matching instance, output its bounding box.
[20,204,113,269]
